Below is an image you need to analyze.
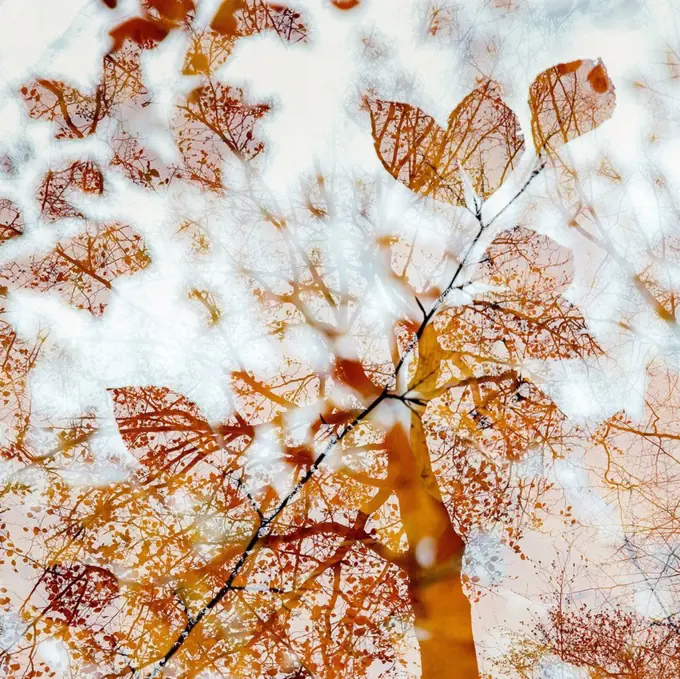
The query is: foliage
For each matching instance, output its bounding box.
[3,3,672,679]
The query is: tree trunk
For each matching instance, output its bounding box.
[386,422,480,679]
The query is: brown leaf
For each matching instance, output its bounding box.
[441,226,599,362]
[367,80,524,205]
[0,199,23,243]
[333,358,384,402]
[143,0,195,24]
[447,80,525,200]
[529,58,616,157]
[173,84,270,189]
[108,17,171,52]
[37,161,104,222]
[0,223,150,315]
[211,0,247,35]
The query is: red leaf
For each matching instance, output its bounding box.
[44,564,119,626]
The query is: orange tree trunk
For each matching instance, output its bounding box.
[386,422,479,679]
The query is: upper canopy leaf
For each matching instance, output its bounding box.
[529,58,616,157]
[446,80,525,200]
[367,80,524,206]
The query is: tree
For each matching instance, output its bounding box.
[0,3,634,679]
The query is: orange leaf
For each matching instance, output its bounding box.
[333,358,384,401]
[211,0,246,35]
[367,80,524,205]
[447,80,524,200]
[367,99,460,204]
[109,17,170,52]
[143,0,195,23]
[529,58,616,157]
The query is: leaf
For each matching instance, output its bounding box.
[424,367,563,543]
[110,385,253,482]
[184,1,307,75]
[406,228,596,412]
[43,564,119,626]
[20,43,148,140]
[331,0,360,8]
[441,226,599,362]
[447,80,525,200]
[143,0,195,24]
[210,0,307,40]
[0,199,23,243]
[333,358,384,403]
[173,84,270,189]
[0,223,150,315]
[367,99,460,204]
[37,161,104,222]
[108,17,171,52]
[108,0,197,53]
[529,58,616,157]
[367,80,524,205]
[404,228,587,536]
